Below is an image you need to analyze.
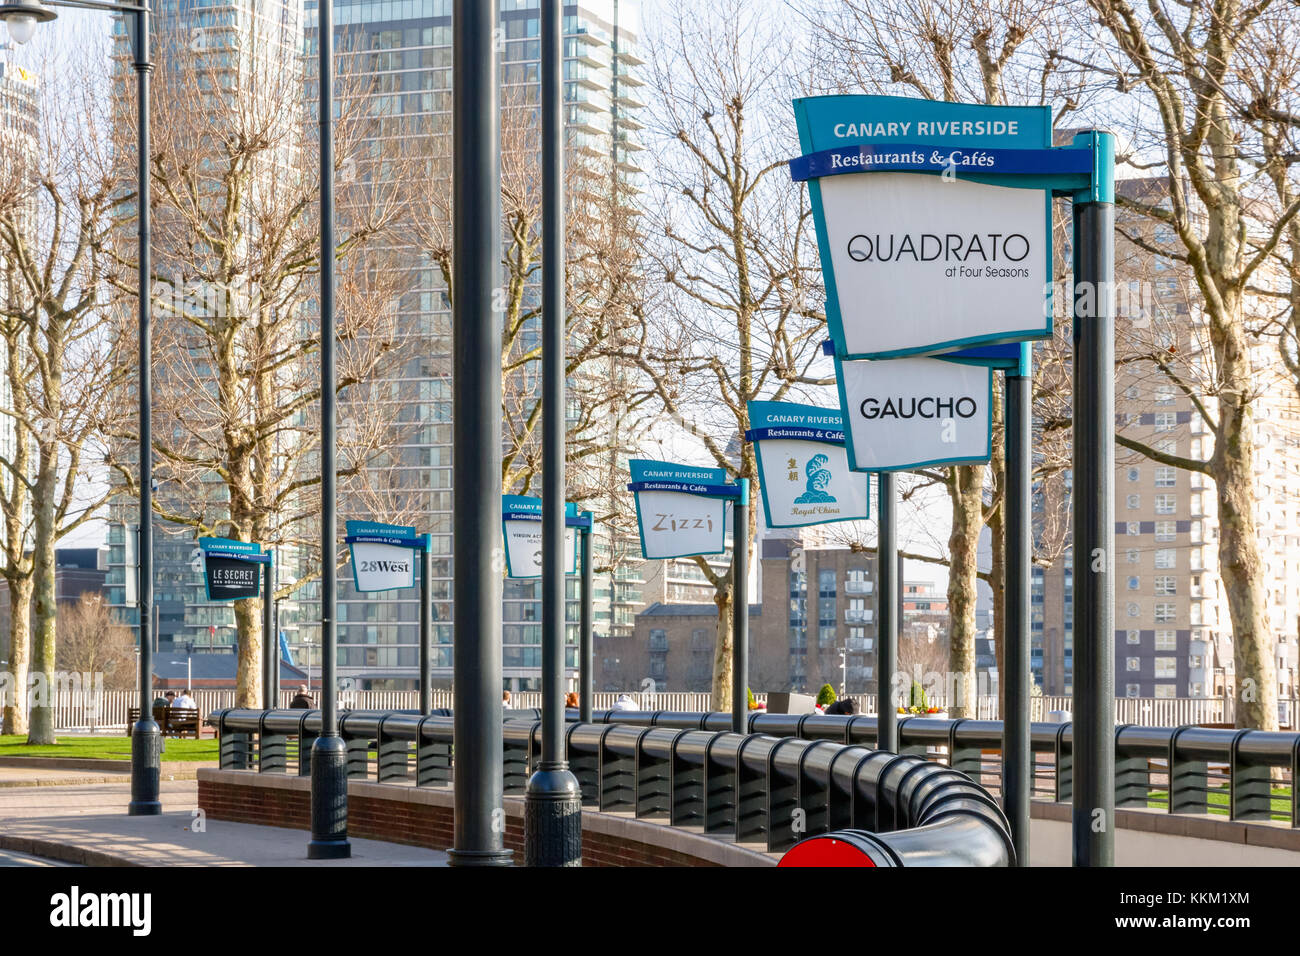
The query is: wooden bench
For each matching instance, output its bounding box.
[127,706,203,739]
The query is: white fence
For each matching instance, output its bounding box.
[46,687,1293,731]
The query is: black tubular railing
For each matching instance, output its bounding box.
[210,708,1014,865]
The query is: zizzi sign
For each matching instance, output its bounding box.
[500,495,578,578]
[199,537,269,602]
[628,459,737,560]
[835,355,993,471]
[792,94,1058,359]
[346,520,421,593]
[746,400,870,529]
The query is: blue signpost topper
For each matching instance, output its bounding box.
[501,495,579,578]
[627,459,741,561]
[745,400,870,528]
[345,520,422,593]
[199,536,270,602]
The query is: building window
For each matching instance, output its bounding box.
[1126,629,1141,644]
[1127,522,1140,536]
[1154,575,1176,595]
[1154,466,1176,487]
[1154,494,1176,515]
[1154,657,1177,678]
[1125,385,1141,400]
[1155,521,1176,541]
[1126,602,1140,618]
[1127,467,1140,482]
[1127,576,1140,591]
[1155,629,1177,650]
[1126,657,1140,671]
[1154,412,1176,431]
[1126,683,1141,697]
[1127,494,1140,510]
[1189,682,1203,696]
[1126,549,1139,563]
[1154,384,1176,405]
[1154,603,1176,623]
[1153,684,1176,698]
[1188,655,1203,668]
[1154,549,1176,569]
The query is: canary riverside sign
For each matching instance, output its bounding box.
[745,400,870,528]
[792,94,1073,360]
[345,520,422,592]
[199,537,269,602]
[500,495,578,578]
[627,459,740,560]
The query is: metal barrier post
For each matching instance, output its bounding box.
[1003,349,1032,865]
[732,480,750,734]
[877,472,899,752]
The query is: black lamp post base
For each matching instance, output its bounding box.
[524,765,582,866]
[128,718,162,816]
[447,848,515,867]
[308,735,351,860]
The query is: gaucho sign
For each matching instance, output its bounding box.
[835,355,993,471]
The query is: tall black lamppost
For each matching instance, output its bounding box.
[448,0,510,867]
[0,0,160,816]
[308,0,350,860]
[524,0,582,867]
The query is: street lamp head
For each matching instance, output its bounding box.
[0,2,56,45]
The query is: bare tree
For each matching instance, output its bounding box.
[104,22,412,709]
[1087,0,1300,729]
[639,0,827,710]
[0,39,129,742]
[56,592,137,692]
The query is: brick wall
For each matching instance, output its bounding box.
[198,770,775,867]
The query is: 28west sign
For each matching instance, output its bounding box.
[345,521,421,592]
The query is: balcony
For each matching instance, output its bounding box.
[846,637,872,652]
[844,580,873,595]
[845,609,873,624]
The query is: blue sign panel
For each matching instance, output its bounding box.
[345,520,420,593]
[199,536,268,602]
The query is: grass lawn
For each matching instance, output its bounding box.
[1145,784,1292,817]
[0,735,218,762]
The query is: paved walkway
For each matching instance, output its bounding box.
[0,774,445,866]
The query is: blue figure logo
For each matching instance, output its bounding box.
[794,454,837,504]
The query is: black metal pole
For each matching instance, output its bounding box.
[448,0,510,867]
[128,0,161,818]
[308,0,350,860]
[876,471,898,753]
[1003,356,1032,866]
[579,516,593,723]
[420,535,432,716]
[1071,160,1115,867]
[731,480,750,734]
[525,0,582,867]
[263,551,276,710]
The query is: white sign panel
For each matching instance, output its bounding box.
[503,521,577,578]
[759,440,870,527]
[635,490,727,560]
[836,355,993,470]
[820,172,1048,357]
[352,541,415,592]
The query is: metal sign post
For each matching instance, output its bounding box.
[578,512,594,723]
[263,550,277,710]
[876,472,898,753]
[420,534,432,716]
[731,480,751,734]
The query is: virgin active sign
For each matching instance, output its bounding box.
[745,400,869,528]
[791,95,1086,360]
[501,495,578,578]
[628,459,739,560]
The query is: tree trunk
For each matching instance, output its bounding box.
[710,579,734,713]
[27,495,58,745]
[1215,409,1278,731]
[233,596,263,710]
[2,578,32,735]
[946,466,983,717]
